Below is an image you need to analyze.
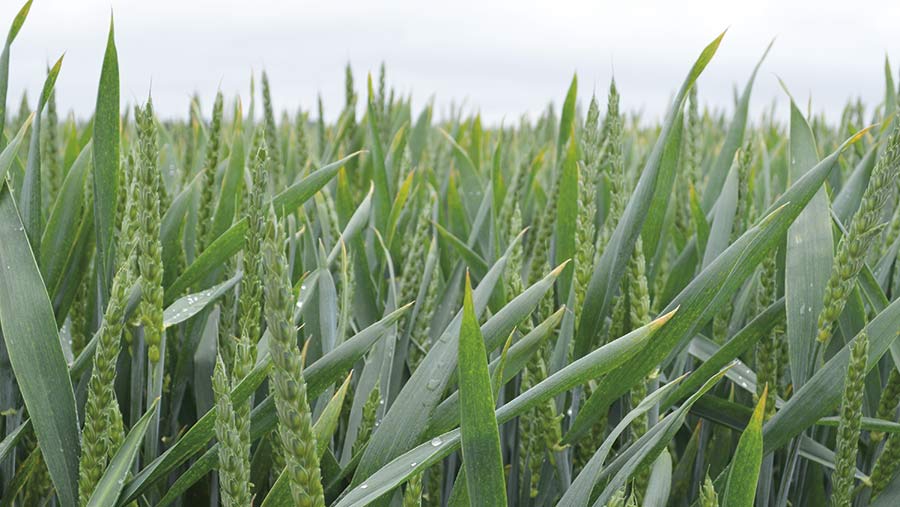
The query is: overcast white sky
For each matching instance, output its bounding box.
[2,0,898,124]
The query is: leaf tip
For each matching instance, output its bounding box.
[849,124,876,145]
[751,384,768,425]
[463,270,474,312]
[549,259,571,277]
[653,306,679,330]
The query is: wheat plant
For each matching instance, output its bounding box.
[2,5,900,507]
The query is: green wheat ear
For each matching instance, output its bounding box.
[713,147,752,344]
[197,91,225,251]
[214,130,267,503]
[79,94,153,507]
[626,235,654,494]
[676,84,701,240]
[294,109,311,174]
[261,71,282,175]
[402,472,423,507]
[499,151,530,240]
[398,189,435,328]
[377,62,391,143]
[78,263,130,506]
[755,251,779,419]
[15,90,30,129]
[831,331,868,507]
[218,256,238,372]
[574,94,601,318]
[345,62,356,110]
[872,427,900,497]
[134,98,164,365]
[118,151,140,282]
[41,78,60,203]
[873,368,900,442]
[624,491,639,507]
[353,383,381,457]
[182,95,199,178]
[817,121,900,349]
[410,246,440,372]
[605,488,626,507]
[69,271,90,358]
[699,473,719,507]
[21,445,52,505]
[236,128,269,379]
[519,299,563,497]
[527,160,561,291]
[598,78,625,253]
[504,204,526,301]
[337,243,356,345]
[263,208,325,506]
[213,354,252,507]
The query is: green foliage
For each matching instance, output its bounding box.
[3,13,900,507]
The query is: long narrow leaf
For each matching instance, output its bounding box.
[457,273,506,505]
[0,185,79,506]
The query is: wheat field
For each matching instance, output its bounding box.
[1,2,900,506]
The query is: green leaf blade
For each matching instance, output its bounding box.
[457,274,507,505]
[0,185,79,507]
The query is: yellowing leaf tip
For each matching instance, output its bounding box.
[550,259,572,277]
[652,306,679,329]
[849,124,876,144]
[751,384,768,424]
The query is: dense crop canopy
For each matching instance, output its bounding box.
[2,6,900,506]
